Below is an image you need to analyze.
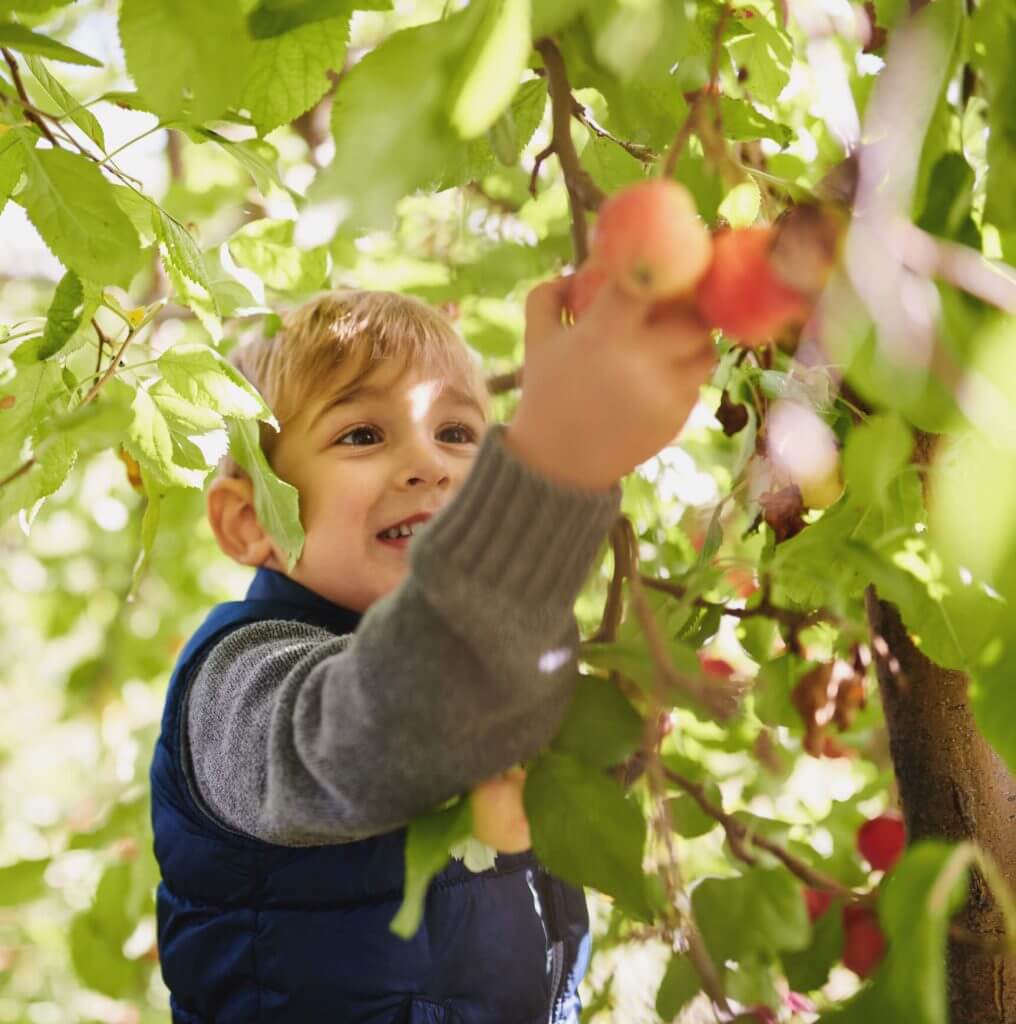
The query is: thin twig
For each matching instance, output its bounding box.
[569,98,657,163]
[664,766,868,902]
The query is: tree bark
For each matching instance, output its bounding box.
[865,587,1016,1023]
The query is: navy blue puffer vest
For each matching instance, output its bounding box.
[150,567,591,1023]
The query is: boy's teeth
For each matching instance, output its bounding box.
[381,523,415,540]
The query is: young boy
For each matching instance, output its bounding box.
[150,281,715,1023]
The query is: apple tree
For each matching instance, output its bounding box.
[0,0,1014,1022]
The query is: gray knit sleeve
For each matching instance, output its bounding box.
[183,423,621,845]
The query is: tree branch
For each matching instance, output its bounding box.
[532,38,606,265]
[1,48,58,146]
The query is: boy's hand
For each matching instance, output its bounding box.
[504,277,716,492]
[470,767,531,854]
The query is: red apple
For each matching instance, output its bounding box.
[592,179,713,301]
[857,812,905,872]
[694,227,810,347]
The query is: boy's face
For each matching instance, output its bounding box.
[263,361,488,612]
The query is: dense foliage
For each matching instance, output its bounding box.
[0,0,1014,1021]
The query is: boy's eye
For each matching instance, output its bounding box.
[336,426,382,446]
[440,423,478,444]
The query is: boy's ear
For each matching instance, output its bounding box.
[206,475,282,569]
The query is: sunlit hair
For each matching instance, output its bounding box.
[215,289,490,479]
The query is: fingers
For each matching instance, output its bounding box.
[524,277,570,336]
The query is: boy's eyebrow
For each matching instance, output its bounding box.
[310,383,486,430]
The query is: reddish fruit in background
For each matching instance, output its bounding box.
[694,227,811,346]
[857,812,906,871]
[804,887,833,922]
[470,767,531,854]
[592,180,713,301]
[699,654,736,679]
[841,905,887,978]
[564,259,608,320]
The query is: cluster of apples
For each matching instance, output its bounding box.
[564,179,815,347]
[803,811,906,979]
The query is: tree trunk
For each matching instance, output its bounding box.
[865,587,1016,1023]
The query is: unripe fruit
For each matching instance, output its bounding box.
[841,905,886,978]
[592,180,713,301]
[694,227,810,347]
[470,767,531,854]
[857,812,905,872]
[564,259,608,321]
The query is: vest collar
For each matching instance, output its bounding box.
[245,566,363,636]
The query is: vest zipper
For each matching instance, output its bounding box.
[547,940,565,1022]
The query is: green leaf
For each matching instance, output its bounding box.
[0,857,50,905]
[193,128,290,197]
[69,863,144,998]
[39,387,134,455]
[668,780,723,839]
[148,379,225,434]
[0,335,71,477]
[311,10,478,229]
[878,843,969,1022]
[0,0,77,12]
[389,797,472,939]
[719,96,792,145]
[0,21,101,66]
[656,954,701,1019]
[525,750,651,920]
[551,675,643,768]
[24,54,105,150]
[726,11,792,106]
[692,868,811,962]
[821,842,969,1024]
[123,383,205,490]
[0,434,76,526]
[0,125,27,215]
[843,542,965,670]
[781,897,844,992]
[119,0,253,122]
[241,15,348,136]
[842,414,913,508]
[158,343,270,421]
[16,145,143,288]
[153,209,215,299]
[247,0,385,39]
[225,416,303,572]
[532,0,594,36]
[450,0,531,139]
[128,466,162,599]
[226,218,329,293]
[39,270,84,360]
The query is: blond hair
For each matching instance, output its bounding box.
[216,289,490,478]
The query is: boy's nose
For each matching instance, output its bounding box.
[400,441,451,488]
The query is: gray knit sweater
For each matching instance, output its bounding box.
[183,423,622,846]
